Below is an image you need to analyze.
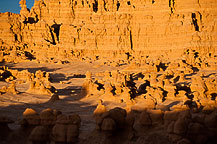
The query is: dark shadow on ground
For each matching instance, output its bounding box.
[0,62,61,73]
[0,85,96,144]
[50,73,66,83]
[9,66,61,73]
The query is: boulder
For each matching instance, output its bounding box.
[101,118,116,131]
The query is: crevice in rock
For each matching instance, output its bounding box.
[45,27,56,45]
[50,30,56,45]
[51,23,61,42]
[192,13,199,31]
[22,11,39,25]
[117,1,120,11]
[169,0,175,13]
[23,16,39,24]
[93,0,98,13]
[24,51,36,60]
[130,30,133,50]
[95,38,98,49]
[127,1,131,5]
[73,38,76,46]
[9,25,20,42]
[14,34,18,41]
[103,0,107,11]
[125,52,131,60]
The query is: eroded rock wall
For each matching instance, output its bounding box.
[0,0,217,60]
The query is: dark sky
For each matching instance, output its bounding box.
[0,0,34,14]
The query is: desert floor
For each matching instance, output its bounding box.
[0,60,125,139]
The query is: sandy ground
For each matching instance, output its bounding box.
[1,60,217,144]
[0,61,125,139]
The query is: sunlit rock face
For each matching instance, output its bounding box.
[0,0,217,60]
[0,1,217,144]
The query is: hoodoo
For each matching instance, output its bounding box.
[0,0,217,144]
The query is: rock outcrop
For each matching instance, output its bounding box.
[0,0,217,63]
[0,1,217,144]
[19,108,81,144]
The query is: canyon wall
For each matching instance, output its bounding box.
[0,0,217,60]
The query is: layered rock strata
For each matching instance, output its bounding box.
[0,0,217,62]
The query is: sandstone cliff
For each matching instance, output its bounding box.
[0,0,217,61]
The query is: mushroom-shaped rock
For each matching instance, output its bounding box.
[94,100,107,117]
[139,111,152,126]
[147,109,164,125]
[164,111,180,126]
[53,110,62,117]
[67,124,80,143]
[56,115,69,124]
[174,118,188,135]
[0,86,7,93]
[125,111,136,127]
[85,71,92,79]
[7,81,19,94]
[52,113,81,143]
[23,108,40,125]
[101,118,116,131]
[52,124,67,143]
[29,126,50,143]
[40,108,56,126]
[27,81,35,92]
[55,114,81,129]
[178,110,191,120]
[108,107,126,128]
[95,116,104,130]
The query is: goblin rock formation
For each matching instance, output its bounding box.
[0,66,57,97]
[15,108,80,144]
[0,0,217,144]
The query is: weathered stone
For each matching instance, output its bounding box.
[139,111,152,126]
[174,118,188,135]
[23,108,40,125]
[29,126,50,142]
[101,118,116,131]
